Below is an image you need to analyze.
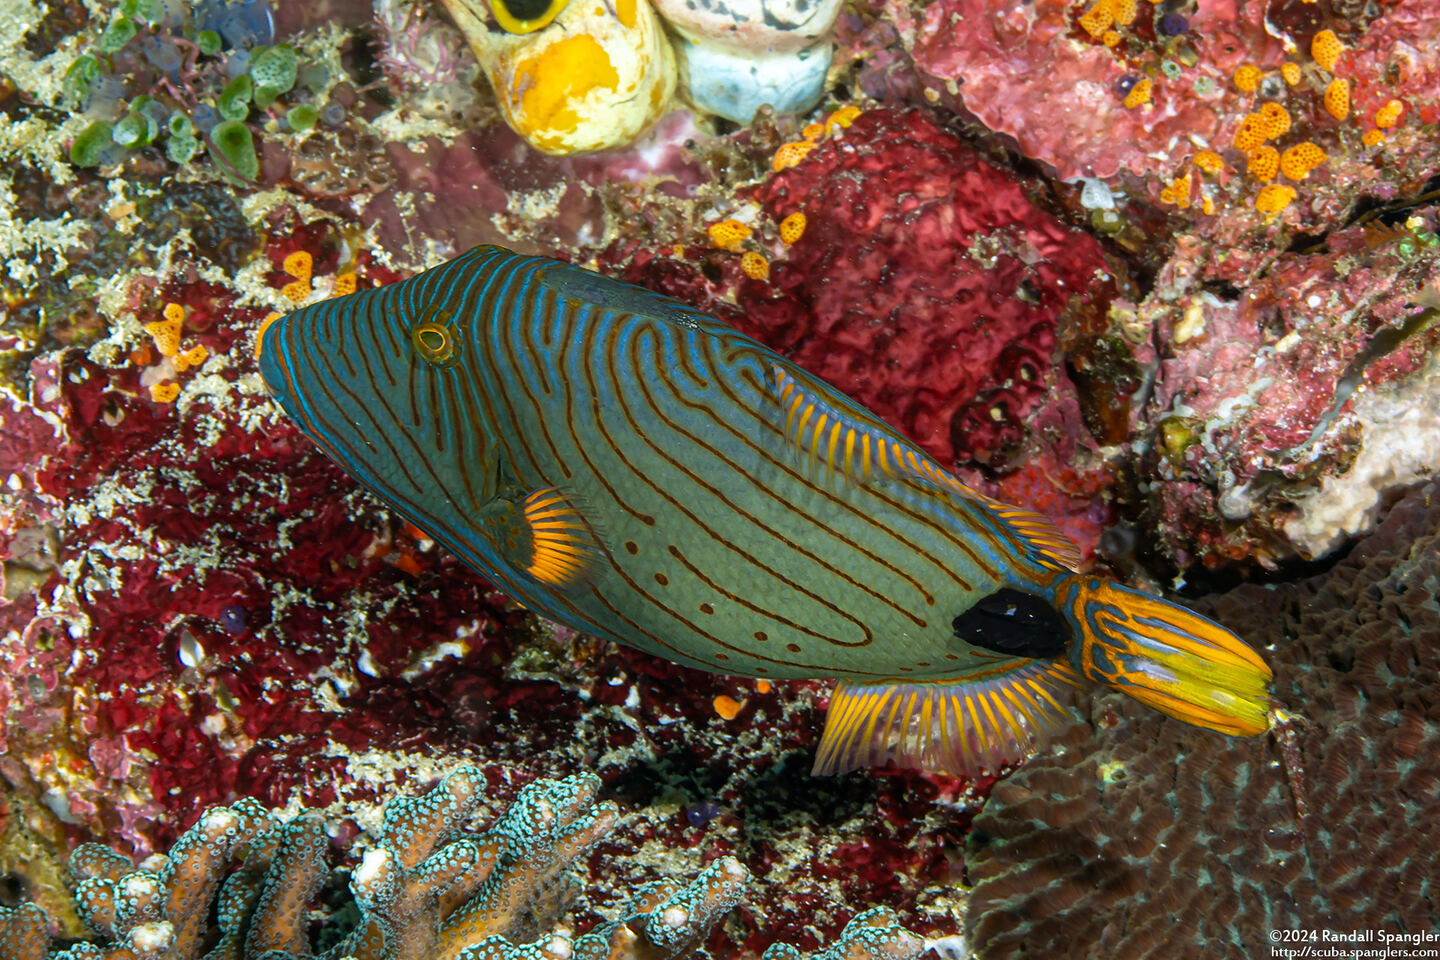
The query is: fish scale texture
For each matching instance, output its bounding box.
[963,480,1440,959]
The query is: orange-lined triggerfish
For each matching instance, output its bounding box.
[256,245,1273,776]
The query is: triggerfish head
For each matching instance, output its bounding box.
[256,245,1273,777]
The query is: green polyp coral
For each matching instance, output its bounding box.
[62,54,101,102]
[249,44,298,108]
[69,121,116,167]
[167,132,200,164]
[112,98,163,147]
[218,74,254,120]
[62,2,338,178]
[286,103,318,131]
[96,16,139,54]
[165,111,198,162]
[210,119,259,180]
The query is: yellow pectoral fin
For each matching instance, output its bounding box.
[812,661,1083,778]
[511,487,607,589]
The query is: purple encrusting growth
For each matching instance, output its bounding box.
[1158,13,1188,36]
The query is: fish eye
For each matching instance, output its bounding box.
[491,0,569,33]
[412,317,458,366]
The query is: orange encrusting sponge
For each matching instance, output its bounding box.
[707,219,752,251]
[1246,145,1279,182]
[779,212,807,245]
[1311,29,1343,73]
[740,252,769,281]
[1279,142,1327,181]
[1373,99,1404,129]
[1256,183,1297,218]
[772,140,816,172]
[1256,102,1291,138]
[1324,79,1350,121]
[1193,150,1224,175]
[1123,78,1152,109]
[1232,114,1269,152]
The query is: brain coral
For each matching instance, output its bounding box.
[963,479,1440,958]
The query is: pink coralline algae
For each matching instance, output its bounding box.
[1133,212,1440,568]
[892,0,1285,180]
[891,0,1437,217]
[604,108,1120,556]
[1,219,530,843]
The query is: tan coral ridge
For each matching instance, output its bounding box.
[0,769,928,960]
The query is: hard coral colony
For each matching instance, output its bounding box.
[0,0,1436,958]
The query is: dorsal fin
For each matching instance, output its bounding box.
[772,362,926,491]
[771,363,1083,571]
[980,503,1084,571]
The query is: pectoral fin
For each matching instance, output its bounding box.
[490,487,607,590]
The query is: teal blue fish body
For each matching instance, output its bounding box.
[258,246,1273,775]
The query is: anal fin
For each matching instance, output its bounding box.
[812,661,1083,777]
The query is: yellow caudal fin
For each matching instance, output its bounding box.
[1058,576,1273,736]
[812,661,1082,777]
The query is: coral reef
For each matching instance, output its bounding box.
[0,767,754,960]
[964,480,1440,959]
[0,198,967,954]
[0,0,1437,955]
[0,765,934,960]
[65,0,343,179]
[890,0,1440,220]
[1133,212,1440,568]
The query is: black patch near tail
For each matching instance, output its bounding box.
[952,588,1069,658]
